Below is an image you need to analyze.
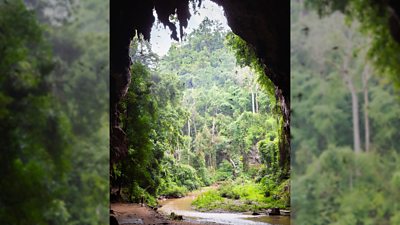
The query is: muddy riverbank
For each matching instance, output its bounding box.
[111,203,223,225]
[158,188,290,225]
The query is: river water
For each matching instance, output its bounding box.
[158,188,290,225]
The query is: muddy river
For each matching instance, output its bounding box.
[158,188,290,225]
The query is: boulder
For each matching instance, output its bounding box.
[110,215,119,225]
[267,208,280,216]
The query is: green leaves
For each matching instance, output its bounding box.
[0,1,75,223]
[1,0,110,224]
[294,149,400,225]
[292,3,400,224]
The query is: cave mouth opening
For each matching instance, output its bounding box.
[111,0,290,166]
[111,0,287,208]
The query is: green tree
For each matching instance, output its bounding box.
[305,0,400,89]
[292,2,400,224]
[0,1,72,223]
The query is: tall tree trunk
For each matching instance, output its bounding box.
[341,55,361,153]
[251,90,255,113]
[350,87,361,153]
[255,85,259,113]
[362,65,371,152]
[211,117,215,144]
[229,158,238,178]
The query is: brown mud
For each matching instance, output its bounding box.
[111,203,223,225]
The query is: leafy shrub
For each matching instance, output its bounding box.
[197,167,213,186]
[175,164,202,190]
[159,182,188,198]
[192,190,223,211]
[218,182,240,199]
[128,182,157,207]
[258,139,280,175]
[159,155,203,195]
[245,164,263,179]
[229,181,267,202]
[214,160,235,181]
[192,179,289,212]
[293,148,400,224]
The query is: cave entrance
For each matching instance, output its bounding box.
[110,0,290,172]
[111,0,289,219]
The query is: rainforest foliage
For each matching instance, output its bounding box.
[305,0,400,89]
[292,1,400,224]
[111,18,289,210]
[0,0,108,224]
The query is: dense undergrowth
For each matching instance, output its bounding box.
[193,178,290,212]
[0,1,109,224]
